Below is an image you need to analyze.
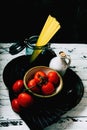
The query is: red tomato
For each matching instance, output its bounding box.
[47,71,60,84]
[34,71,47,84]
[41,82,55,95]
[27,79,40,93]
[18,92,33,108]
[12,79,24,93]
[11,98,21,113]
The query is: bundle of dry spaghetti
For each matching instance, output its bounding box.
[30,15,61,63]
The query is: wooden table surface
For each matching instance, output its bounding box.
[0,43,87,130]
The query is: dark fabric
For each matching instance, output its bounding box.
[0,0,87,43]
[3,55,84,130]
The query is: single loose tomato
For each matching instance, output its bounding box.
[47,71,60,84]
[12,79,24,93]
[18,92,33,108]
[11,98,21,113]
[41,82,55,95]
[27,79,40,93]
[34,71,47,84]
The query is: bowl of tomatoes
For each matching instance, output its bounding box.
[23,66,63,98]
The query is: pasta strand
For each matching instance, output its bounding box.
[30,15,61,63]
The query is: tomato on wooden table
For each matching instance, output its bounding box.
[12,79,24,93]
[41,81,55,95]
[34,71,47,84]
[27,79,40,93]
[18,92,34,108]
[47,71,60,84]
[11,98,21,113]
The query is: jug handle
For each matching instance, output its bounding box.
[65,55,71,67]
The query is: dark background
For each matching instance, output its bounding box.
[0,0,87,43]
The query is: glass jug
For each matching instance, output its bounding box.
[9,35,56,66]
[24,35,56,66]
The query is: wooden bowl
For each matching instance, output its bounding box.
[23,66,63,98]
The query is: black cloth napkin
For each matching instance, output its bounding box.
[3,55,84,130]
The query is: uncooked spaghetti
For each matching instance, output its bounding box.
[30,15,61,63]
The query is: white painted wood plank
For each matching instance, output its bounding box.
[0,43,87,130]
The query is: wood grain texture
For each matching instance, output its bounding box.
[0,43,87,130]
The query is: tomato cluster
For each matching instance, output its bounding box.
[11,80,34,113]
[27,70,60,95]
[11,70,60,113]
